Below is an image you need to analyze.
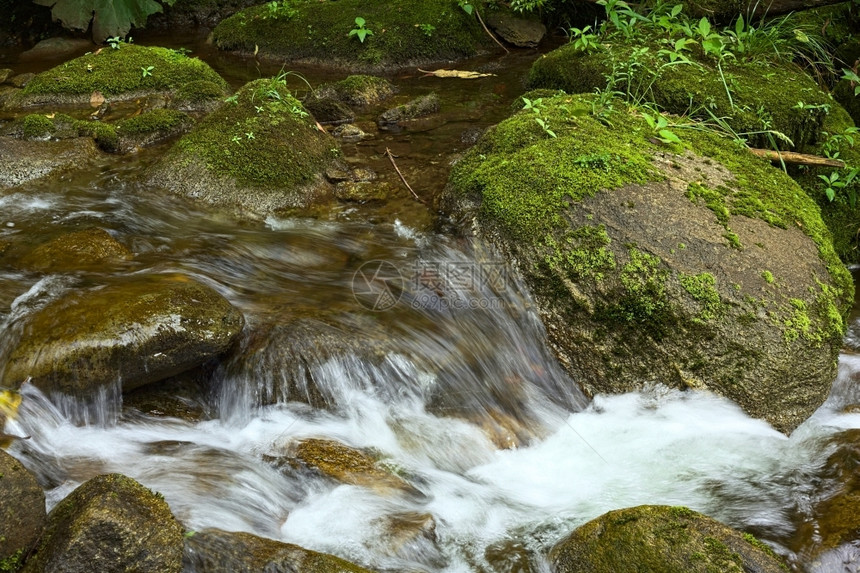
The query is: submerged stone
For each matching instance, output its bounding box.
[442,94,852,433]
[551,505,787,572]
[378,93,440,127]
[212,0,496,72]
[2,275,244,395]
[21,474,183,573]
[183,529,373,573]
[19,227,132,272]
[0,450,46,573]
[146,78,338,220]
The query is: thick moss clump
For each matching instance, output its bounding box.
[13,44,226,106]
[212,0,496,71]
[313,75,396,107]
[147,77,339,219]
[444,94,852,433]
[527,42,832,152]
[184,529,374,572]
[169,79,227,112]
[551,505,787,572]
[22,474,183,573]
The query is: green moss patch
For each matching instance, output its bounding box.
[167,78,332,188]
[527,41,832,152]
[20,44,226,100]
[212,0,496,71]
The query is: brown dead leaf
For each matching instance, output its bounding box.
[90,90,105,108]
[417,68,496,79]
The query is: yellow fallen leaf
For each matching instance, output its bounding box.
[0,390,21,423]
[418,68,496,79]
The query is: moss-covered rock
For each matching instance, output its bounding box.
[313,75,396,107]
[0,451,46,573]
[485,12,546,48]
[168,79,227,113]
[2,275,244,396]
[442,94,852,433]
[183,528,373,573]
[527,42,832,152]
[790,104,860,264]
[551,505,787,572]
[18,227,132,272]
[0,136,98,189]
[21,473,183,573]
[7,44,226,108]
[114,109,194,153]
[212,0,496,72]
[146,78,338,220]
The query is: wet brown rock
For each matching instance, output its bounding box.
[21,473,183,573]
[485,13,546,48]
[378,94,440,127]
[0,450,46,572]
[0,136,99,189]
[288,437,415,494]
[20,228,132,272]
[8,73,35,89]
[335,181,391,203]
[0,69,11,84]
[183,528,373,573]
[2,275,244,395]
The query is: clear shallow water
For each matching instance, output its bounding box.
[1,39,860,573]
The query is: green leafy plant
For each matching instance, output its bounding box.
[106,35,123,49]
[140,65,154,78]
[349,16,373,43]
[569,25,599,53]
[640,108,681,144]
[842,69,860,96]
[32,0,176,40]
[522,97,557,138]
[819,168,860,205]
[417,23,436,37]
[262,0,297,20]
[458,0,474,15]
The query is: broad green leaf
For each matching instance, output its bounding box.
[697,17,710,37]
[34,0,164,40]
[671,4,682,16]
[735,15,744,36]
[354,16,365,26]
[658,129,681,144]
[825,187,835,201]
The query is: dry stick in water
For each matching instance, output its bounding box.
[385,148,425,204]
[475,7,509,54]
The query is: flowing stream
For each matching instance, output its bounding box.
[2,37,860,573]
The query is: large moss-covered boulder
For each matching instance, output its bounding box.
[527,42,832,152]
[0,450,46,573]
[183,529,373,573]
[551,505,787,572]
[146,78,338,220]
[6,44,226,108]
[212,0,496,72]
[22,474,183,573]
[1,275,244,395]
[0,136,98,189]
[443,94,852,433]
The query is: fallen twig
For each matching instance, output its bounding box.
[748,148,845,168]
[385,148,425,204]
[475,7,509,54]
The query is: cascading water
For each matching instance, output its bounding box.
[1,41,860,573]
